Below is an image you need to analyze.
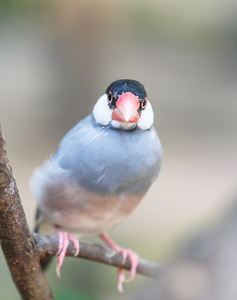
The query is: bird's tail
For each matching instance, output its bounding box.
[34,208,53,270]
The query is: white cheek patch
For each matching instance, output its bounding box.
[137,100,154,130]
[92,94,112,126]
[93,94,154,131]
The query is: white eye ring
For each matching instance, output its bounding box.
[141,98,147,109]
[107,92,113,104]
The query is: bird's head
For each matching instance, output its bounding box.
[93,79,154,131]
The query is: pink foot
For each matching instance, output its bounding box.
[100,233,139,293]
[55,226,80,277]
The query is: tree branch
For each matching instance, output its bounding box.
[34,233,165,279]
[0,125,54,300]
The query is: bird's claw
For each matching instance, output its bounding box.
[99,233,139,293]
[55,226,80,277]
[125,248,139,283]
[116,248,139,292]
[117,267,126,293]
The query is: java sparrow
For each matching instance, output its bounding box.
[30,79,163,292]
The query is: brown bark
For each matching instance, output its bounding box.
[0,125,54,300]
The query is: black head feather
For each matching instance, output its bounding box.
[106,79,147,101]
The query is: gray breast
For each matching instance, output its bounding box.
[54,115,163,196]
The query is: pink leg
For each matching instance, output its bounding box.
[100,233,139,293]
[55,226,80,277]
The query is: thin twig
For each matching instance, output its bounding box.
[34,233,166,278]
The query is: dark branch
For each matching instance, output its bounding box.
[34,233,165,278]
[0,125,54,300]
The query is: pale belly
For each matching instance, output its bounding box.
[38,180,144,237]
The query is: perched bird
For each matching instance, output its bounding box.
[30,79,163,292]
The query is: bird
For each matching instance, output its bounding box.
[30,79,163,292]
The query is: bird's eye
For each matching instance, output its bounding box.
[141,98,147,109]
[108,92,113,103]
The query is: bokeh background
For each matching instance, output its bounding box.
[0,1,237,299]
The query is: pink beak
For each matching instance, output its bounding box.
[112,92,140,123]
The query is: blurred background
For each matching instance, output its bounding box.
[0,0,237,299]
